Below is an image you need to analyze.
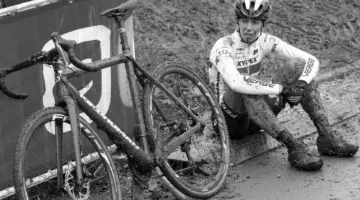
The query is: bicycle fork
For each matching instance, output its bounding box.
[54,79,85,189]
[53,95,85,193]
[65,97,84,185]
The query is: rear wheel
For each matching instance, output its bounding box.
[13,107,121,200]
[143,62,230,199]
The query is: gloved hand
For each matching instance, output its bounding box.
[280,80,308,107]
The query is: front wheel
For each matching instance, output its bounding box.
[143,62,230,199]
[13,107,122,200]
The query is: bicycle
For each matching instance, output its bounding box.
[0,0,230,199]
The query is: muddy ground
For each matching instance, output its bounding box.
[119,62,360,200]
[211,68,360,200]
[131,0,360,199]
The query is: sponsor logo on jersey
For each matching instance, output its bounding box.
[269,37,276,43]
[303,58,315,76]
[216,49,231,57]
[235,48,245,55]
[215,49,231,65]
[237,57,257,67]
[243,76,275,88]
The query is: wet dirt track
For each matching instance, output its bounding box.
[133,0,360,199]
[212,70,360,200]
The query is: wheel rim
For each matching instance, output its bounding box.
[147,67,229,197]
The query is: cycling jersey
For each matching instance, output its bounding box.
[209,28,319,102]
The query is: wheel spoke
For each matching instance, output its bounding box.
[143,63,230,198]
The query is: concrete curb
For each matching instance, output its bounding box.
[229,61,360,166]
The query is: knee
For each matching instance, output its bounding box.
[273,58,306,85]
[302,80,321,100]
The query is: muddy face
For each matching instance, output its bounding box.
[238,18,263,43]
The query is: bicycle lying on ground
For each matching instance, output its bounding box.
[0,0,230,199]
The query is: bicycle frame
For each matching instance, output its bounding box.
[51,17,205,185]
[0,3,224,199]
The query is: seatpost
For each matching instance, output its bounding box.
[113,16,131,55]
[113,16,151,157]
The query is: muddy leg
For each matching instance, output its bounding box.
[301,82,359,157]
[248,57,304,139]
[222,83,284,138]
[300,82,331,136]
[242,94,323,171]
[242,95,288,140]
[274,57,358,156]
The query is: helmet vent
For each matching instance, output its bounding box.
[250,1,255,9]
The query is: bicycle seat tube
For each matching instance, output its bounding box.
[113,16,150,156]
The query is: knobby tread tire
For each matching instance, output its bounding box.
[13,107,122,200]
[143,62,230,199]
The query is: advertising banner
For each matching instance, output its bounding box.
[0,0,135,196]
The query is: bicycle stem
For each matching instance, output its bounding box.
[51,36,70,67]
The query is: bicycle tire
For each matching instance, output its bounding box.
[143,62,230,199]
[13,107,122,200]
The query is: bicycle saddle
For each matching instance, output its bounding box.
[100,0,138,20]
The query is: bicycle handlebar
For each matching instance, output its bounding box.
[0,32,131,99]
[0,50,58,99]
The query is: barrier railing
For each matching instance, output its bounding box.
[0,0,60,18]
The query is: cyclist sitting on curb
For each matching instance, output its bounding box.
[208,0,358,171]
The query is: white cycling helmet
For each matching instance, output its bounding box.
[234,0,271,22]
